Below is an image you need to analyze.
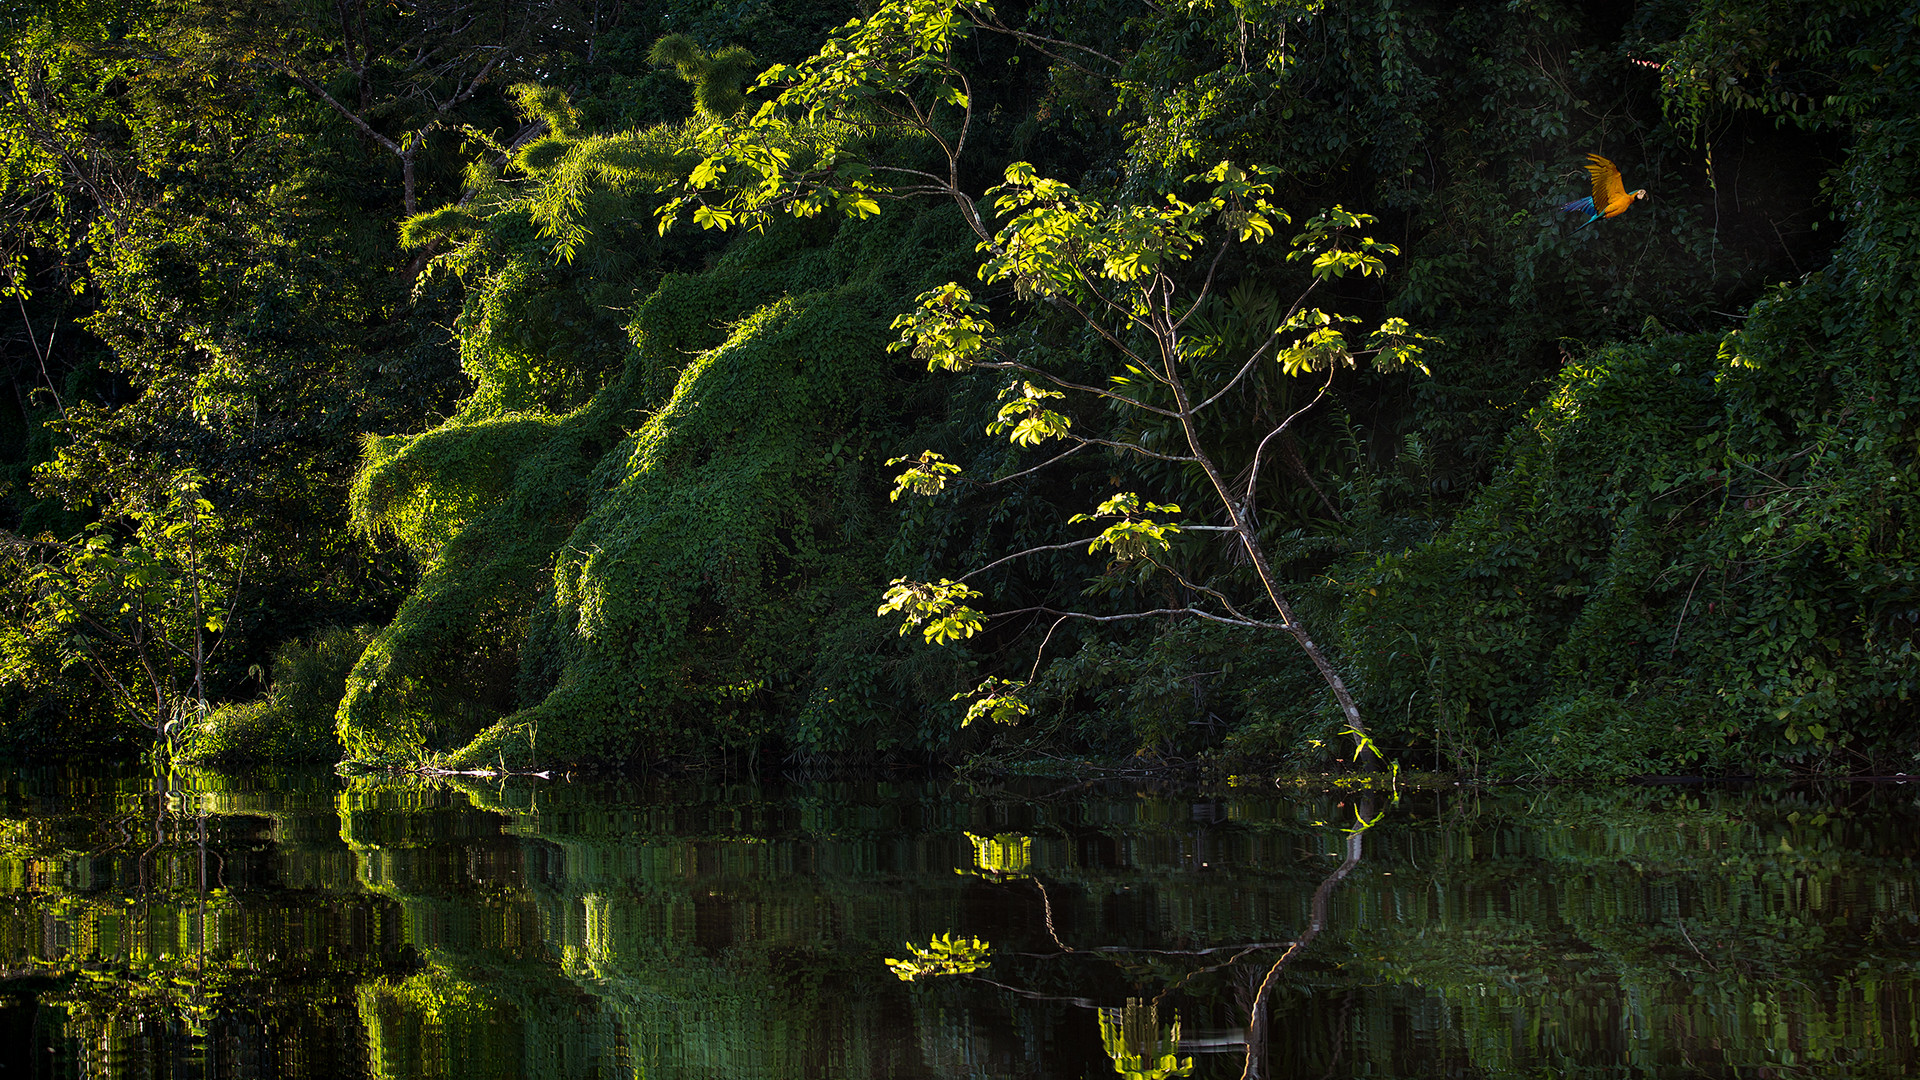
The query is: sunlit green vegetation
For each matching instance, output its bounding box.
[3,0,1918,776]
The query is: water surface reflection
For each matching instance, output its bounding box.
[0,768,1913,1078]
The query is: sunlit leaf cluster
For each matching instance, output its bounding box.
[884,931,992,981]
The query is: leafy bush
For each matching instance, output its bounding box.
[178,626,372,766]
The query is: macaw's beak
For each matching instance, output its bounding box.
[1633,189,1649,200]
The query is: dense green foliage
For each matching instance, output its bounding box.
[345,196,978,765]
[1343,0,1920,775]
[177,624,371,765]
[2,0,1917,775]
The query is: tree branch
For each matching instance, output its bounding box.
[276,63,402,155]
[1063,432,1198,463]
[958,4,1126,71]
[1144,554,1273,626]
[982,441,1089,486]
[959,538,1099,583]
[1172,241,1232,332]
[973,355,1181,417]
[1191,278,1320,414]
[990,605,1287,631]
[1243,364,1336,523]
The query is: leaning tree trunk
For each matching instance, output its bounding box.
[1159,326,1377,766]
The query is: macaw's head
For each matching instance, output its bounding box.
[1631,189,1648,200]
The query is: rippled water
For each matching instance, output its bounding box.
[0,767,1913,1078]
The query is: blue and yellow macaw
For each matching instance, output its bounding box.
[1561,153,1647,230]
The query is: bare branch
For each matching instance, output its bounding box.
[958,3,1126,71]
[871,164,959,187]
[952,71,974,165]
[1172,242,1232,332]
[1044,287,1160,374]
[1144,555,1272,625]
[1191,278,1321,414]
[973,356,1181,417]
[441,48,505,114]
[1064,432,1198,463]
[1243,364,1336,522]
[959,538,1098,583]
[1027,614,1072,682]
[991,605,1288,631]
[277,63,402,155]
[981,442,1090,487]
[15,294,63,415]
[1071,263,1164,351]
[905,90,953,165]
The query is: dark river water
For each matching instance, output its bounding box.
[0,766,1913,1078]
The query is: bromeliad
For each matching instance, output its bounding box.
[1561,153,1646,230]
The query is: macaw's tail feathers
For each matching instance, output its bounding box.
[1560,195,1601,230]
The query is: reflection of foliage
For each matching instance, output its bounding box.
[884,932,991,981]
[1344,786,1920,1076]
[1098,998,1193,1079]
[2,771,1919,1075]
[963,831,1031,878]
[55,949,236,1015]
[360,969,520,1080]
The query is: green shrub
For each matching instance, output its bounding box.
[178,626,371,765]
[341,189,980,767]
[1497,692,1729,780]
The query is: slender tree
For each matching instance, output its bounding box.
[652,0,1428,759]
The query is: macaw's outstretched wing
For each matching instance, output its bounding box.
[1584,154,1630,216]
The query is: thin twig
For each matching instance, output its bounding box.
[1191,278,1321,414]
[1027,615,1072,682]
[990,604,1287,631]
[975,352,1182,417]
[959,538,1100,583]
[982,441,1090,487]
[14,294,63,413]
[1243,365,1337,521]
[1669,564,1710,656]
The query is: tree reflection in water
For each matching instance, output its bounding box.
[902,795,1383,1080]
[1,769,1918,1077]
[1100,998,1192,1079]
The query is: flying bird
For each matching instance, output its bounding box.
[1561,154,1646,230]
